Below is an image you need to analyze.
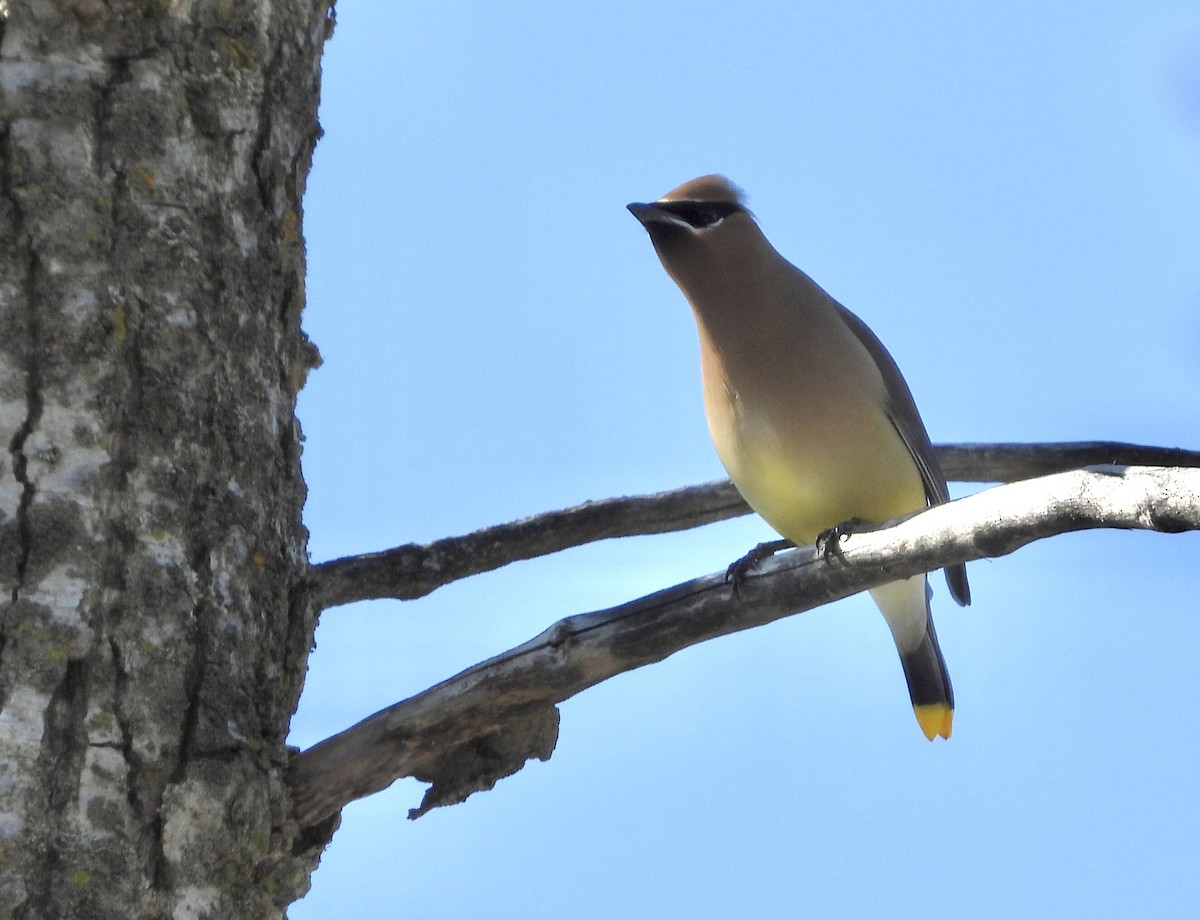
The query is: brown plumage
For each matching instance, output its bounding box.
[629,175,969,740]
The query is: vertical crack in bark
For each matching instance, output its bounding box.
[156,277,219,881]
[1,120,45,609]
[26,658,91,913]
[173,553,212,787]
[250,29,285,218]
[5,350,40,606]
[107,636,164,887]
[174,196,220,771]
[94,54,133,175]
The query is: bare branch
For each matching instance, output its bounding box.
[936,441,1200,482]
[309,441,1200,611]
[308,479,746,609]
[289,465,1200,827]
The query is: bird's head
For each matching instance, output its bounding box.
[628,175,770,298]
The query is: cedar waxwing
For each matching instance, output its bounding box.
[628,175,970,740]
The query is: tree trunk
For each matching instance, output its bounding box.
[0,2,332,917]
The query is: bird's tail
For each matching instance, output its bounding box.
[869,576,954,741]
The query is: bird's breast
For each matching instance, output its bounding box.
[700,350,925,546]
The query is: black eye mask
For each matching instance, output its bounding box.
[654,199,743,229]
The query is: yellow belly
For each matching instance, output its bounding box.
[710,397,926,545]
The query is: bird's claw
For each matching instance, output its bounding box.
[816,517,874,561]
[725,538,794,595]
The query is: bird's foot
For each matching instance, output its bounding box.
[816,517,876,561]
[726,538,795,595]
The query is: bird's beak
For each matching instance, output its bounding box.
[628,201,695,233]
[627,201,670,225]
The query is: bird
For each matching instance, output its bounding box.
[628,175,969,740]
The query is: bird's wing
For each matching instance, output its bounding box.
[833,303,971,607]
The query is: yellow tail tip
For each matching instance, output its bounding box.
[913,704,953,741]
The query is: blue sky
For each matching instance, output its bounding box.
[290,4,1200,917]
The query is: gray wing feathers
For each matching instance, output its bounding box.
[833,303,971,607]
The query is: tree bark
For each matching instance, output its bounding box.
[0,2,332,917]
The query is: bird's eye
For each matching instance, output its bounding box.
[658,200,740,229]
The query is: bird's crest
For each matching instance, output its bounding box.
[657,174,746,206]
